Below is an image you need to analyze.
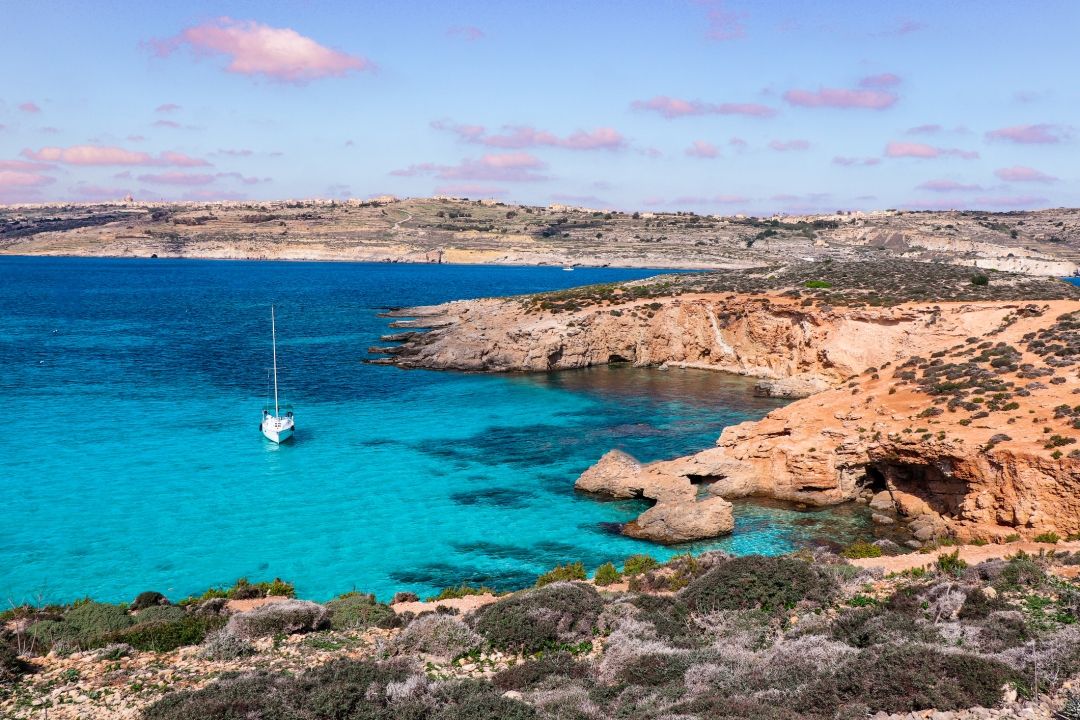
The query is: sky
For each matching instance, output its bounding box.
[0,0,1077,215]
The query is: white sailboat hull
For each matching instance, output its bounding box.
[261,415,295,443]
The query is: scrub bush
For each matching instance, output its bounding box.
[392,614,481,659]
[131,591,168,611]
[472,582,601,653]
[681,556,837,614]
[326,592,395,631]
[226,600,329,639]
[198,629,255,661]
[535,562,586,587]
[108,615,226,652]
[622,554,658,577]
[493,651,586,691]
[132,605,187,624]
[593,562,621,587]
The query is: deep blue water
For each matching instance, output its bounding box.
[0,257,873,605]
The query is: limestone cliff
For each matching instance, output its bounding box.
[373,263,1080,543]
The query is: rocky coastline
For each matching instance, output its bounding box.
[371,260,1080,547]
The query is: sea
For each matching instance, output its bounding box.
[0,256,878,605]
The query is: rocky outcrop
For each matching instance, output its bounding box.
[622,496,734,543]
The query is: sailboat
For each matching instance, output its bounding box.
[261,306,295,443]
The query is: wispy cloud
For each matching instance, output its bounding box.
[916,179,984,192]
[685,140,720,158]
[155,103,181,113]
[150,17,374,83]
[433,120,626,151]
[631,95,776,119]
[884,141,978,159]
[18,102,42,113]
[994,165,1058,183]
[906,124,942,135]
[392,152,548,182]
[136,172,216,185]
[698,1,746,41]
[446,26,484,42]
[833,156,881,167]
[769,139,810,152]
[985,123,1069,144]
[21,145,211,167]
[0,169,55,188]
[784,78,899,110]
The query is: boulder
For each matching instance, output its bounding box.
[575,450,644,498]
[622,496,734,544]
[869,491,895,512]
[871,513,896,525]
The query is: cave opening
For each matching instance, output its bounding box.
[868,460,967,517]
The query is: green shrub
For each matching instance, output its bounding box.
[131,591,168,611]
[681,556,837,614]
[179,577,296,605]
[1005,533,1022,542]
[593,562,622,587]
[971,274,989,286]
[0,640,31,683]
[28,602,135,651]
[325,593,395,631]
[622,554,658,577]
[1034,531,1060,544]
[841,541,882,559]
[994,551,1048,591]
[493,651,586,691]
[617,651,691,687]
[935,550,967,576]
[535,561,586,587]
[132,605,187,624]
[828,607,939,648]
[797,645,1013,714]
[108,615,226,652]
[979,611,1031,651]
[958,588,1008,620]
[472,582,601,653]
[805,280,832,288]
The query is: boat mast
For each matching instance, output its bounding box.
[271,305,280,416]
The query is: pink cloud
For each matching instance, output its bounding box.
[631,95,776,119]
[447,26,484,41]
[434,183,506,197]
[769,139,810,152]
[155,103,181,113]
[216,171,270,184]
[728,137,748,150]
[916,179,983,192]
[685,140,720,159]
[784,86,897,110]
[985,124,1069,144]
[994,165,1058,183]
[700,1,746,41]
[153,119,182,129]
[859,73,901,88]
[833,156,881,166]
[884,141,978,159]
[0,170,55,188]
[18,102,41,113]
[137,172,216,186]
[0,159,55,172]
[906,124,942,135]
[433,120,626,151]
[392,153,548,182]
[21,145,211,167]
[151,17,373,83]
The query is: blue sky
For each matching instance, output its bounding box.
[1,0,1077,214]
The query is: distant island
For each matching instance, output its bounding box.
[1,197,1077,276]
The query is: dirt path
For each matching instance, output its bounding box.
[851,540,1080,574]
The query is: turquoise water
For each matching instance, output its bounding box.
[0,257,873,605]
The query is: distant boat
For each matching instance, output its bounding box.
[261,306,295,443]
[562,266,574,271]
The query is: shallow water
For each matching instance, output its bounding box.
[0,257,873,604]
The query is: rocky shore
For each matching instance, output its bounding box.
[372,260,1080,545]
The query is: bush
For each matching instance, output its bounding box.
[472,582,602,653]
[433,679,538,720]
[131,591,169,611]
[681,556,837,614]
[971,274,989,286]
[427,585,494,602]
[994,552,1048,591]
[132,605,187,624]
[593,562,622,587]
[797,645,1013,714]
[226,600,329,639]
[493,651,586,691]
[936,550,967,576]
[841,541,882,559]
[1034,531,1060,544]
[198,628,255,661]
[828,607,939,648]
[535,562,586,587]
[623,554,658,577]
[391,592,419,604]
[958,588,1008,620]
[392,614,481,659]
[108,615,226,652]
[628,594,698,647]
[0,639,31,683]
[28,601,134,651]
[979,611,1031,652]
[805,280,832,288]
[325,593,395,631]
[617,651,691,687]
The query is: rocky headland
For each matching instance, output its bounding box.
[372,260,1080,546]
